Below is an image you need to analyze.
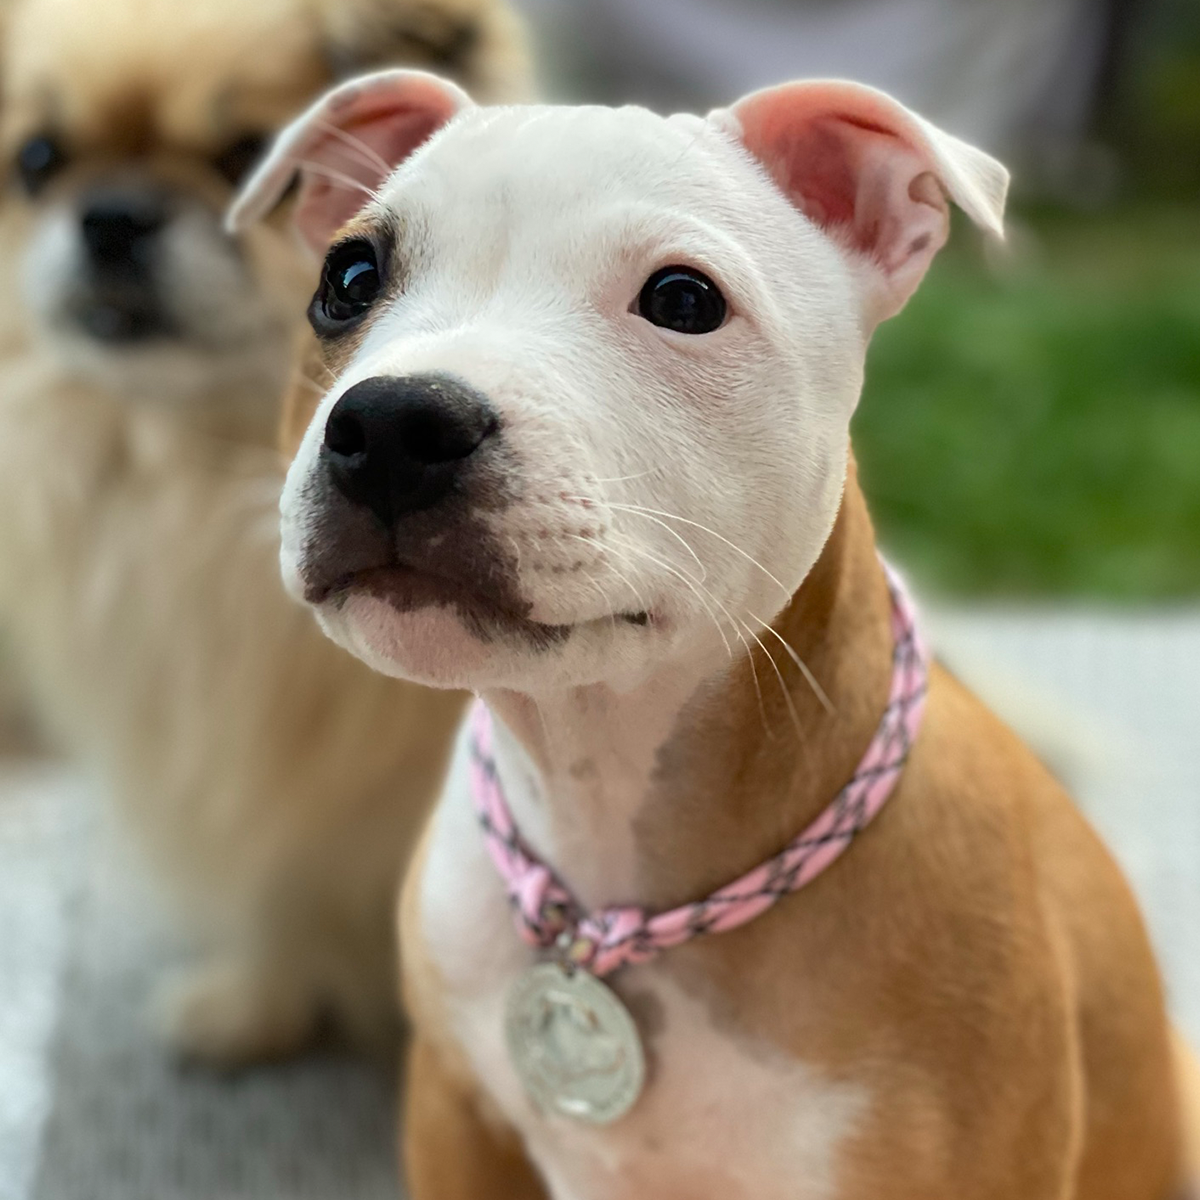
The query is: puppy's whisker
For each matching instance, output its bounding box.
[530,697,554,758]
[731,618,773,740]
[297,359,341,397]
[734,615,805,745]
[607,535,778,737]
[295,159,382,203]
[596,560,651,621]
[600,502,792,602]
[563,535,651,617]
[588,470,655,486]
[569,496,707,583]
[749,615,836,717]
[608,535,740,664]
[579,572,620,636]
[311,118,392,177]
[608,535,734,658]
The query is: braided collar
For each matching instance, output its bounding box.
[470,561,928,978]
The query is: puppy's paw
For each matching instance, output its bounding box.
[153,960,319,1068]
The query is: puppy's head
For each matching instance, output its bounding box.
[233,71,1006,693]
[0,0,530,406]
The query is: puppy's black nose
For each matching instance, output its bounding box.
[80,190,168,271]
[322,374,497,527]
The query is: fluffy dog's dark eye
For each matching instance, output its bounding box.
[638,266,727,334]
[315,240,382,326]
[15,134,67,195]
[214,133,268,184]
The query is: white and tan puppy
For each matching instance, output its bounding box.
[235,73,1199,1195]
[0,0,531,1064]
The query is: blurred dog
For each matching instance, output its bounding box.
[0,0,531,1064]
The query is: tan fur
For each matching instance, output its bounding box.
[0,0,530,1062]
[1173,1032,1200,1186]
[401,467,1192,1197]
[281,328,332,456]
[399,828,548,1196]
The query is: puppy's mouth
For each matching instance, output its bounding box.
[308,564,651,640]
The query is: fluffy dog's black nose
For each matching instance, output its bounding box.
[322,374,497,526]
[73,189,171,343]
[80,190,168,270]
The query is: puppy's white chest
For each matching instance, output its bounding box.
[419,750,869,1200]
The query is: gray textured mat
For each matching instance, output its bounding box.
[0,773,400,1200]
[1,609,1199,1198]
[0,769,88,1200]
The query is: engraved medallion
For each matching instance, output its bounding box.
[505,962,645,1125]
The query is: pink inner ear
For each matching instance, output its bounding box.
[294,107,447,254]
[757,112,889,237]
[290,76,464,255]
[733,90,951,322]
[750,108,929,261]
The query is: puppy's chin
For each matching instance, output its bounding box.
[316,596,513,690]
[311,591,665,695]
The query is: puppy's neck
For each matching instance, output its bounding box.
[481,469,894,913]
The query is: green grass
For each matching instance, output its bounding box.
[853,207,1200,600]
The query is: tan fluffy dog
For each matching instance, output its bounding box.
[0,0,530,1064]
[235,71,1200,1194]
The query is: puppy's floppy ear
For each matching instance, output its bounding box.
[710,81,1009,325]
[226,68,472,256]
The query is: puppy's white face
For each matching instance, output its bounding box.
[243,73,1006,694]
[284,107,862,692]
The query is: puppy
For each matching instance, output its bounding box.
[237,73,1200,1193]
[0,0,530,1064]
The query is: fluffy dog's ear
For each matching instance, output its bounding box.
[318,0,535,104]
[226,68,472,255]
[710,81,1009,325]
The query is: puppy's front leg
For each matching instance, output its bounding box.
[404,1037,547,1200]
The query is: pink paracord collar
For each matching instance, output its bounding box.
[470,562,928,979]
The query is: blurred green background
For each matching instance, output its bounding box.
[856,0,1200,600]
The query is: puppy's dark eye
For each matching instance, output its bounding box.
[637,266,726,334]
[15,134,67,195]
[314,240,382,328]
[214,133,268,185]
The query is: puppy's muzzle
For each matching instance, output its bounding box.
[322,374,498,528]
[298,372,533,634]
